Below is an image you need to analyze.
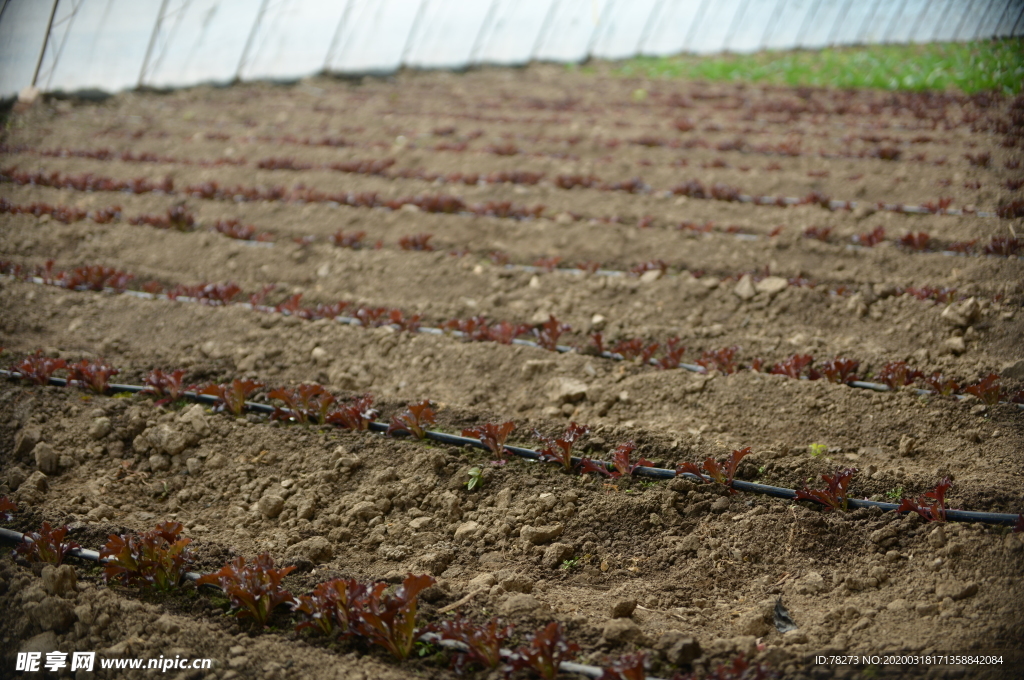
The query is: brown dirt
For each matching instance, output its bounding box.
[1,65,1023,680]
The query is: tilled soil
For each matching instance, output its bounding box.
[1,64,1023,680]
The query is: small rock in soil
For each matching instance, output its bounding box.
[546,377,588,404]
[541,542,574,569]
[454,520,483,542]
[500,593,549,618]
[33,442,58,475]
[942,335,966,355]
[520,524,563,545]
[19,631,59,657]
[286,536,333,564]
[601,618,648,646]
[655,631,701,665]
[609,598,637,618]
[733,274,756,301]
[28,596,77,632]
[41,565,77,598]
[258,495,285,519]
[14,427,41,457]
[179,404,211,437]
[755,276,788,296]
[88,416,111,440]
[935,580,978,601]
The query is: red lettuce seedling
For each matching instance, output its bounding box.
[697,346,740,374]
[534,256,563,272]
[795,468,857,512]
[11,351,66,384]
[897,477,953,523]
[354,306,389,327]
[398,233,434,251]
[388,309,423,332]
[199,379,264,417]
[67,359,119,394]
[630,260,667,276]
[507,622,580,680]
[433,615,513,673]
[802,226,832,241]
[196,554,296,628]
[100,521,194,591]
[770,354,818,380]
[293,578,356,637]
[487,320,530,344]
[536,423,590,472]
[15,522,79,566]
[676,447,752,494]
[609,441,654,478]
[654,338,685,370]
[984,235,1022,255]
[60,265,134,292]
[876,361,923,390]
[820,358,860,385]
[212,219,273,242]
[899,232,930,251]
[144,369,188,401]
[921,372,959,396]
[268,384,337,425]
[852,226,885,247]
[462,422,516,464]
[167,282,241,305]
[0,496,17,521]
[600,652,649,680]
[330,230,366,249]
[350,573,435,660]
[534,315,570,351]
[387,400,436,439]
[326,395,379,431]
[964,374,1003,406]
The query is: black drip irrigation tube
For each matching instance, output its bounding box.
[7,274,1024,412]
[0,530,645,680]
[1,370,1019,527]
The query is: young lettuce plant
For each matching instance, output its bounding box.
[609,441,654,478]
[820,358,860,385]
[67,359,119,394]
[387,400,436,439]
[11,351,66,385]
[600,652,649,680]
[268,384,337,425]
[196,554,296,628]
[795,468,857,512]
[876,361,923,390]
[0,496,17,521]
[100,521,194,591]
[199,379,264,417]
[461,421,516,464]
[292,578,357,637]
[964,374,1003,406]
[350,573,436,660]
[534,316,570,351]
[897,477,953,523]
[432,615,514,674]
[676,447,752,494]
[144,369,188,402]
[536,423,590,472]
[15,522,79,566]
[326,395,379,431]
[506,622,580,680]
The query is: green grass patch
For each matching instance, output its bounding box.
[606,40,1024,95]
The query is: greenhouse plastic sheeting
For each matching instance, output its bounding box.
[0,0,1021,100]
